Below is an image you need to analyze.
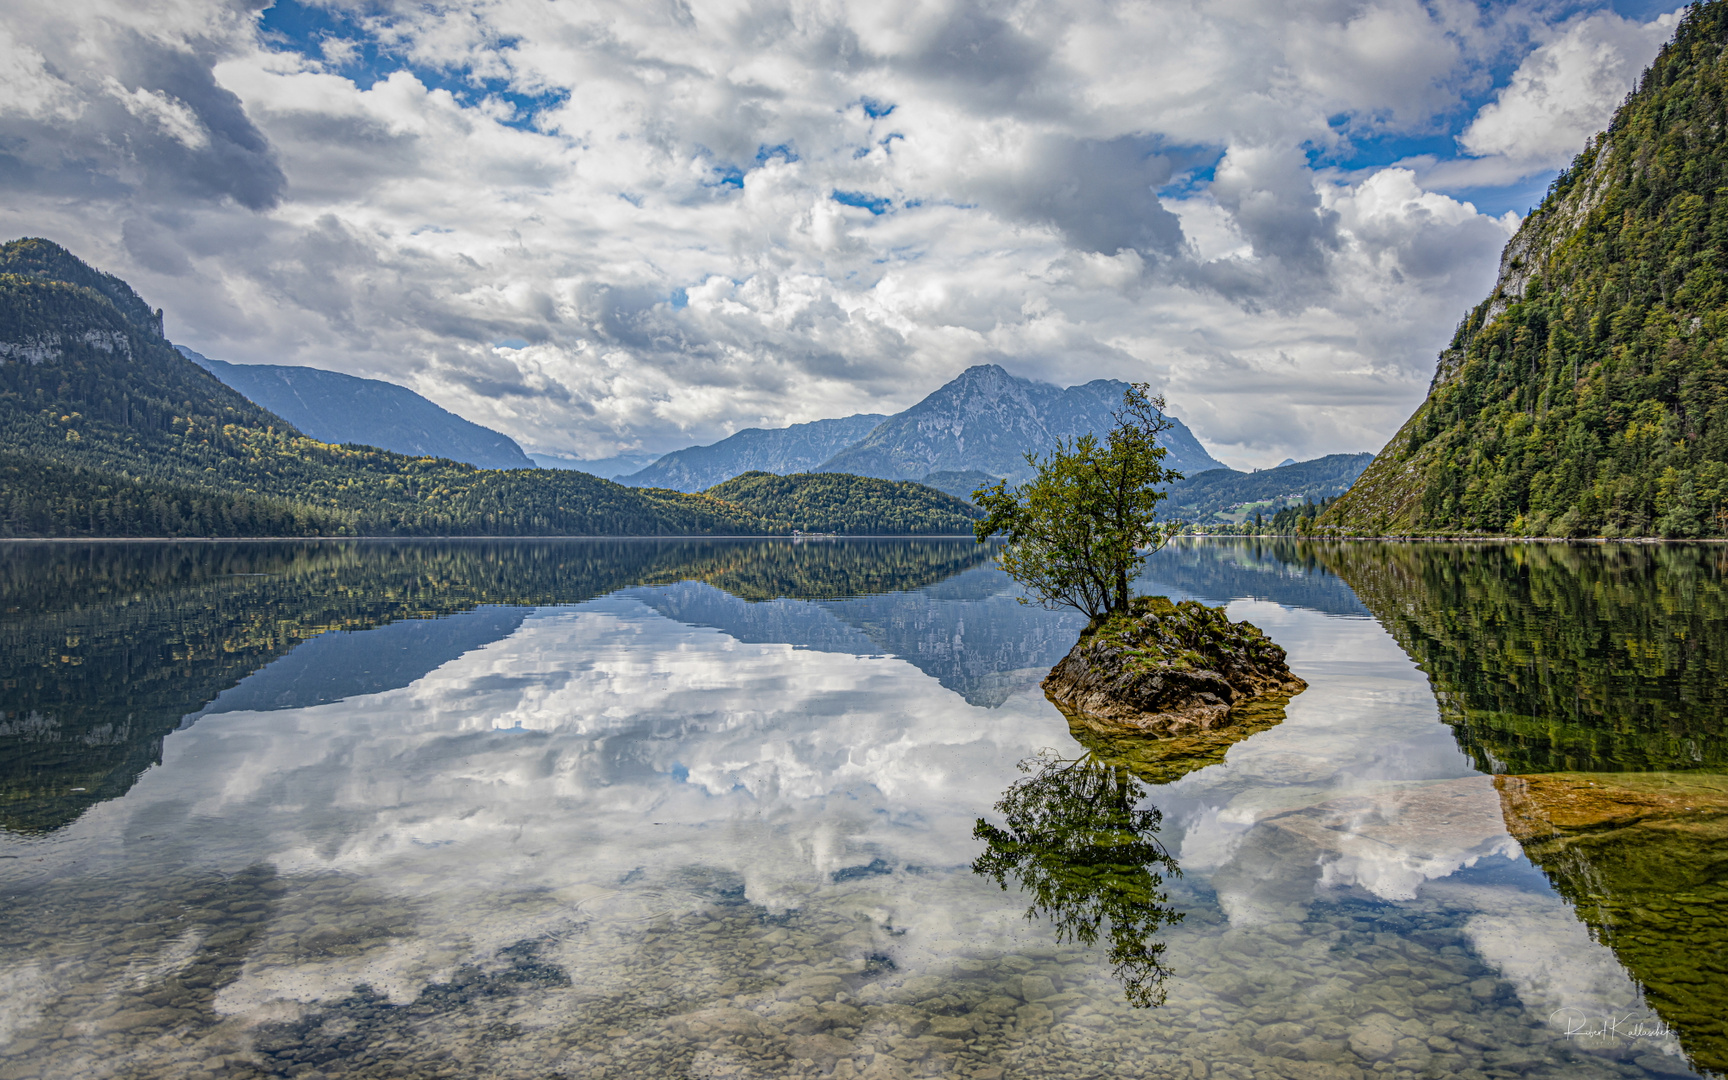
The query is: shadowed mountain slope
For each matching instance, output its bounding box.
[621,413,887,492]
[180,348,533,470]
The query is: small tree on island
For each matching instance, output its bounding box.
[972,383,1184,619]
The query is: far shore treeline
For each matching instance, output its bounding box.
[0,239,981,539]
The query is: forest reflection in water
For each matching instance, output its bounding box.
[0,538,1009,833]
[1306,539,1728,1071]
[0,537,1724,1079]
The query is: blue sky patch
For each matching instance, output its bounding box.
[833,190,891,215]
[259,0,565,132]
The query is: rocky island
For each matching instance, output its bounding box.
[1043,596,1306,735]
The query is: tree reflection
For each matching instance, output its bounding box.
[972,749,1183,1007]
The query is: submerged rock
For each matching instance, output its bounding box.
[1042,595,1305,735]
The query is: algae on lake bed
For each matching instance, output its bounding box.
[1497,771,1728,1072]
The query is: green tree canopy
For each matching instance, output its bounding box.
[972,384,1183,617]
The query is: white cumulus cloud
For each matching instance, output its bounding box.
[0,0,1689,466]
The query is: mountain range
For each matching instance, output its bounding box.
[179,348,534,470]
[815,364,1223,482]
[0,238,979,538]
[164,355,1226,498]
[618,364,1224,494]
[1322,4,1728,538]
[1161,454,1375,525]
[622,413,887,490]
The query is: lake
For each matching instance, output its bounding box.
[1,537,1723,1080]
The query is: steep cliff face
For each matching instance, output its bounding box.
[1322,4,1728,537]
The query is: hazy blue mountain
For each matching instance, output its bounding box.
[620,414,887,492]
[624,566,1087,706]
[1160,453,1375,524]
[193,606,529,718]
[178,347,534,470]
[528,452,657,478]
[1139,540,1370,618]
[815,364,1224,482]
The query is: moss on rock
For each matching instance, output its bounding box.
[1043,596,1306,736]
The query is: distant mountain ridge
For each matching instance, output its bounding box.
[816,365,1223,482]
[1161,454,1374,525]
[0,238,978,538]
[620,364,1224,494]
[623,414,887,492]
[178,348,533,470]
[531,452,657,478]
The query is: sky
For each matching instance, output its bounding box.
[0,0,1688,468]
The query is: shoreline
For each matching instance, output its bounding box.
[0,533,987,543]
[1181,533,1725,544]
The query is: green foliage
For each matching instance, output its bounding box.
[0,450,345,537]
[701,471,983,534]
[1314,540,1728,772]
[972,749,1183,1008]
[973,384,1184,617]
[1325,3,1728,536]
[1162,455,1370,527]
[0,237,161,331]
[0,244,975,537]
[1192,496,1338,536]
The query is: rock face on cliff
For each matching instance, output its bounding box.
[1043,596,1305,735]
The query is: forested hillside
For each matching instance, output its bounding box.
[1160,454,1372,526]
[703,472,982,534]
[0,239,968,537]
[1321,3,1728,537]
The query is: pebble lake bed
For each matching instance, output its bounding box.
[0,538,1721,1080]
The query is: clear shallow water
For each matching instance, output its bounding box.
[0,538,1721,1079]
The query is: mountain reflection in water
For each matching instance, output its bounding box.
[0,537,1722,1080]
[0,539,1002,833]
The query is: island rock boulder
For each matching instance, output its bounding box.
[1043,596,1306,735]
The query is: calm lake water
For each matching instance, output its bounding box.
[1,538,1724,1080]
